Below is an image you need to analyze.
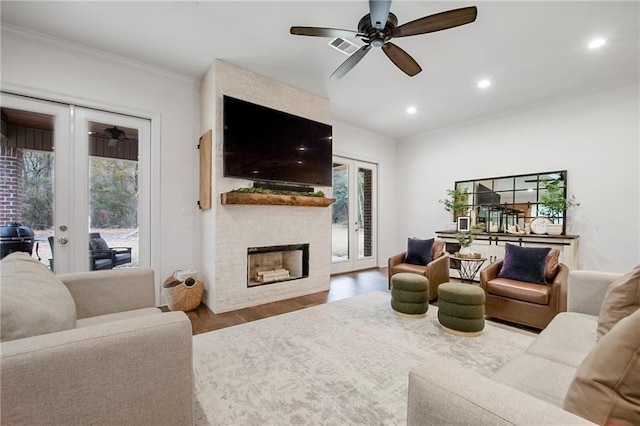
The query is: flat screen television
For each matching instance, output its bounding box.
[223,95,333,188]
[476,183,501,205]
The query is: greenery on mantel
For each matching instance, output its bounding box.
[230,187,326,198]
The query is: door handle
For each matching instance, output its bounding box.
[58,237,69,245]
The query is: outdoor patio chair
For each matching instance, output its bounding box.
[89,232,132,267]
[48,236,114,271]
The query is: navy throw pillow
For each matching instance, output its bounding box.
[498,243,551,284]
[90,238,109,251]
[405,238,434,266]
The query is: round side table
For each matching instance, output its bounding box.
[450,255,486,283]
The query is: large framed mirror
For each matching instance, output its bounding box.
[453,170,568,234]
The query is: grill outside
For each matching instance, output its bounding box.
[0,222,35,259]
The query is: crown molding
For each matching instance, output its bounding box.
[1,23,200,88]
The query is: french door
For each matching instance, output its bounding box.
[331,156,377,274]
[0,93,151,273]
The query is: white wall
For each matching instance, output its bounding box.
[0,26,398,311]
[332,121,397,266]
[1,26,201,300]
[397,80,640,273]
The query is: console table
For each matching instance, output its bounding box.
[436,231,580,281]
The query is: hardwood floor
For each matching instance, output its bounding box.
[183,267,390,335]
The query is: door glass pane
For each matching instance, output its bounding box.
[87,121,138,270]
[0,107,55,268]
[357,166,372,259]
[332,162,349,263]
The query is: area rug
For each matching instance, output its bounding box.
[192,291,535,425]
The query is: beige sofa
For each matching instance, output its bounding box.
[0,252,194,425]
[407,269,639,425]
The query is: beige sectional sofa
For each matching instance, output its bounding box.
[407,268,640,425]
[0,252,194,425]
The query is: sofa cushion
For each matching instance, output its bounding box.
[564,309,640,425]
[596,265,640,340]
[391,263,427,276]
[486,277,551,305]
[498,243,551,284]
[405,238,434,266]
[494,352,579,408]
[0,252,76,341]
[525,312,598,368]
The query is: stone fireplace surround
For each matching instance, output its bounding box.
[199,60,332,313]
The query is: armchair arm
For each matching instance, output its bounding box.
[479,260,503,291]
[425,253,450,287]
[1,312,193,426]
[549,264,570,313]
[58,268,156,319]
[109,246,132,253]
[89,248,115,259]
[388,251,407,281]
[408,356,595,425]
[567,270,623,315]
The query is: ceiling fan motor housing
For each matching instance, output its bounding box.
[358,12,398,47]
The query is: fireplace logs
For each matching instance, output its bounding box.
[256,269,291,283]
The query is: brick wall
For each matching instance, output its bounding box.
[0,146,24,224]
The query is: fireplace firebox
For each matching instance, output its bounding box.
[247,244,309,287]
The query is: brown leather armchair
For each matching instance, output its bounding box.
[480,260,569,329]
[388,252,450,302]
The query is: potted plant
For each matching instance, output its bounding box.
[439,187,470,220]
[538,180,579,235]
[456,230,475,255]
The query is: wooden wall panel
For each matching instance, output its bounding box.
[199,129,212,210]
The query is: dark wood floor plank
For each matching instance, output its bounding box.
[186,267,389,335]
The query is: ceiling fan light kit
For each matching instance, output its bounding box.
[104,126,127,147]
[290,0,477,79]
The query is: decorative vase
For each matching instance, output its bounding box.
[546,224,563,236]
[459,246,472,255]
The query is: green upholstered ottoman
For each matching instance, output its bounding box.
[390,273,429,316]
[437,282,486,336]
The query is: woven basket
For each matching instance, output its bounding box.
[163,276,204,312]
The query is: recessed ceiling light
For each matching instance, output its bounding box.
[406,106,417,114]
[588,38,606,49]
[477,79,491,89]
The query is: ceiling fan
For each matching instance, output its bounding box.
[104,126,128,147]
[290,0,477,79]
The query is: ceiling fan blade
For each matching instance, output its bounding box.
[369,0,392,30]
[330,45,371,79]
[382,43,422,76]
[393,6,477,38]
[290,26,359,39]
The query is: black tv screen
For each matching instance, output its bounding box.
[223,96,333,187]
[476,183,501,205]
